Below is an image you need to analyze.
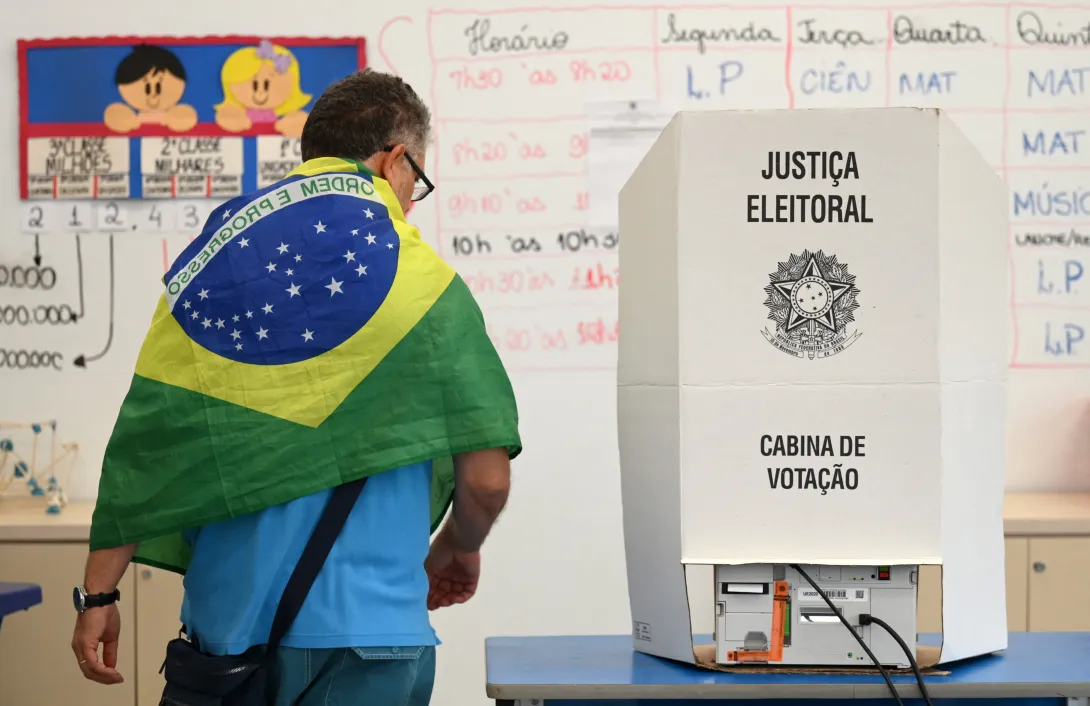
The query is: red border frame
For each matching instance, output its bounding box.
[17,35,367,200]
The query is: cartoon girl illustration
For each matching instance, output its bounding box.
[214,40,311,138]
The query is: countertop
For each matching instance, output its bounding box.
[2,493,1090,542]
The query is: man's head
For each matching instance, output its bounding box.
[301,69,432,212]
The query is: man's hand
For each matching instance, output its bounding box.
[72,604,124,684]
[425,528,481,610]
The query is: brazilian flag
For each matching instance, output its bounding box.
[90,157,522,574]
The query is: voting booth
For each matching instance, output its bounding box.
[616,108,1009,669]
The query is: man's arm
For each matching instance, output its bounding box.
[444,447,511,552]
[84,544,137,594]
[72,544,137,685]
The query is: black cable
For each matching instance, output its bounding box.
[862,614,934,706]
[789,564,904,706]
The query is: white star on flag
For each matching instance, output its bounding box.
[355,264,368,277]
[245,310,254,319]
[277,243,289,255]
[201,318,212,329]
[325,277,344,296]
[351,229,359,236]
[191,310,199,320]
[238,238,249,248]
[183,301,191,310]
[256,327,269,340]
[363,208,374,219]
[286,282,301,298]
[314,221,327,233]
[262,303,274,315]
[266,262,277,273]
[343,250,356,263]
[235,343,243,351]
[215,319,225,329]
[294,254,302,262]
[222,210,231,220]
[198,289,209,300]
[286,268,294,276]
[231,330,241,340]
[302,329,315,342]
[232,314,240,323]
[365,234,377,245]
[386,243,394,249]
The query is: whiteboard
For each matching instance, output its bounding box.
[2,2,1089,705]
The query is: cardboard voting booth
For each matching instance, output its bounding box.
[616,108,1009,669]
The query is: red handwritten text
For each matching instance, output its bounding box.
[464,266,557,295]
[571,262,620,290]
[446,189,550,219]
[569,133,588,159]
[577,318,620,346]
[452,138,508,165]
[570,60,632,83]
[449,66,504,90]
[484,319,616,356]
[451,133,550,165]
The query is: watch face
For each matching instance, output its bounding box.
[72,586,83,612]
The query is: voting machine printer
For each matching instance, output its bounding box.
[616,107,1009,673]
[714,564,917,668]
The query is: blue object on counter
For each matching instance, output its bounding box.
[0,582,43,631]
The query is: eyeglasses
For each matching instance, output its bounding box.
[383,145,434,202]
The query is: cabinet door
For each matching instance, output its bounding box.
[135,565,185,706]
[1005,538,1028,632]
[915,538,1028,633]
[1028,537,1090,631]
[0,542,135,706]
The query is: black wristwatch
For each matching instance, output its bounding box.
[73,585,120,613]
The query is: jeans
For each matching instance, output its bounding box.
[274,646,436,706]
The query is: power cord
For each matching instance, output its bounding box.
[861,614,934,706]
[789,564,904,706]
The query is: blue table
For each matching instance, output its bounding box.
[485,634,1090,705]
[0,582,43,631]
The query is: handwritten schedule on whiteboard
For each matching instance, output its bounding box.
[420,3,1090,372]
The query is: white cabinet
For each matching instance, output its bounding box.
[135,566,185,706]
[1026,537,1090,631]
[3,492,1090,706]
[0,542,136,706]
[0,542,185,706]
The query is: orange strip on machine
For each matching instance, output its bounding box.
[727,580,789,664]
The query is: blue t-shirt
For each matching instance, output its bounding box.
[180,461,439,655]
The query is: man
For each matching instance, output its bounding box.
[71,69,521,706]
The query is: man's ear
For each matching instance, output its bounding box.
[379,144,406,181]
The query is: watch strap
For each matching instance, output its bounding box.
[84,588,121,608]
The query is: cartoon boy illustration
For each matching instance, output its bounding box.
[214,40,312,138]
[104,44,198,133]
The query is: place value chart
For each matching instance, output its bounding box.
[17,35,365,201]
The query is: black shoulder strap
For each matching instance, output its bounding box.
[266,476,368,654]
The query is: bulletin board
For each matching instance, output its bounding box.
[18,35,366,201]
